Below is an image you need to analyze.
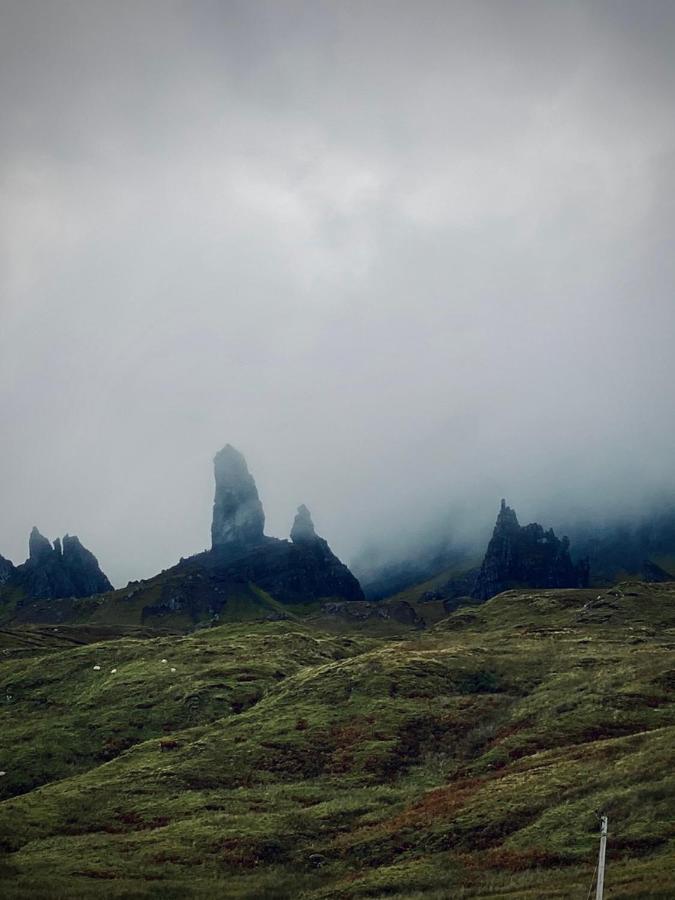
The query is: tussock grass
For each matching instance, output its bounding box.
[1,583,674,897]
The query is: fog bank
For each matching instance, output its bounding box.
[2,1,674,585]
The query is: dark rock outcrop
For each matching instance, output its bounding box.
[290,505,318,543]
[211,445,265,551]
[642,559,673,583]
[29,527,53,565]
[0,554,14,586]
[472,500,589,601]
[179,446,364,608]
[13,528,113,600]
[196,533,364,605]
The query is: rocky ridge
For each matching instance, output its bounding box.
[472,500,589,601]
[10,528,113,600]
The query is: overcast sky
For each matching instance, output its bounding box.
[2,0,674,586]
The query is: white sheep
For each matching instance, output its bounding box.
[93,665,101,671]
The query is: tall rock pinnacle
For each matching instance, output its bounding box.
[211,445,265,550]
[290,505,318,543]
[29,527,53,564]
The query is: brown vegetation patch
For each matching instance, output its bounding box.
[386,777,483,830]
[464,846,576,871]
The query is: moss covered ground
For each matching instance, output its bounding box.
[1,581,673,898]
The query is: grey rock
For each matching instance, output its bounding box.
[290,504,318,543]
[29,527,53,564]
[14,529,113,600]
[211,445,265,550]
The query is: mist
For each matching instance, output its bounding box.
[2,1,675,587]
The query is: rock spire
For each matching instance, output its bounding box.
[16,528,113,599]
[290,505,318,543]
[211,445,266,550]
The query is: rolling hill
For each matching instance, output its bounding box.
[1,581,673,898]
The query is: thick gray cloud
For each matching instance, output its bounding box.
[1,1,674,585]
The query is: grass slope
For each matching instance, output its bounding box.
[0,582,674,898]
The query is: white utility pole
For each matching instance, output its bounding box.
[595,814,608,900]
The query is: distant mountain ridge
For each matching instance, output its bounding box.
[0,445,363,627]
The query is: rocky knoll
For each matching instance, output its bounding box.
[472,500,589,601]
[11,527,113,600]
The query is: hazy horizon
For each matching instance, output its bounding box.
[2,1,675,586]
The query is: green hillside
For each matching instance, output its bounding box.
[1,582,674,898]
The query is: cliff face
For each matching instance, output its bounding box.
[211,445,266,551]
[472,500,589,601]
[0,554,14,586]
[13,528,113,599]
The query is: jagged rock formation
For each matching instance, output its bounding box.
[2,448,364,626]
[290,505,318,543]
[0,553,14,586]
[472,500,589,601]
[172,447,365,612]
[12,528,113,600]
[211,445,266,550]
[29,527,53,565]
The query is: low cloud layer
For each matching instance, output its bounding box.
[2,1,674,585]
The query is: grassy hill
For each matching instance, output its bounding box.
[1,582,674,898]
[0,567,310,631]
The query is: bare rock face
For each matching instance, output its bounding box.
[14,528,113,599]
[29,526,53,564]
[188,446,365,606]
[211,445,265,550]
[290,505,318,543]
[0,553,14,586]
[472,500,590,601]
